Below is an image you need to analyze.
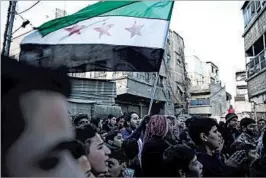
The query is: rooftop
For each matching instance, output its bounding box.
[206,61,218,69]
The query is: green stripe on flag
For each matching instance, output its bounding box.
[37,1,174,36]
[99,1,174,20]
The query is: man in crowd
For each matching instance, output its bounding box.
[220,113,240,156]
[188,117,241,177]
[75,124,111,176]
[103,114,117,132]
[105,130,124,151]
[121,112,140,139]
[234,117,259,148]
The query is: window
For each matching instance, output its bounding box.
[167,54,171,64]
[251,2,256,16]
[247,50,266,78]
[256,1,261,12]
[244,1,265,27]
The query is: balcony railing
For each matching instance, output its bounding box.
[246,49,266,78]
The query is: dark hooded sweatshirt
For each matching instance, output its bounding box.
[141,136,169,177]
[196,148,238,177]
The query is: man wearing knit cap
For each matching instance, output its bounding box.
[220,113,240,156]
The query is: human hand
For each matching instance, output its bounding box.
[225,150,247,168]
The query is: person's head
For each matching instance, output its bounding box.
[2,56,85,177]
[108,114,117,126]
[240,118,258,136]
[144,115,168,141]
[122,139,139,160]
[91,117,103,130]
[164,145,203,177]
[116,116,125,129]
[75,124,111,174]
[225,113,238,129]
[107,149,127,177]
[166,115,176,134]
[124,112,140,129]
[69,140,95,178]
[73,113,90,127]
[257,119,266,132]
[188,118,222,151]
[105,130,124,148]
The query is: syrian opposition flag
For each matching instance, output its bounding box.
[19,1,174,72]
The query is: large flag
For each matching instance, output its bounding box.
[19,1,174,72]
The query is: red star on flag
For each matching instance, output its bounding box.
[125,21,144,38]
[94,23,114,38]
[65,25,84,36]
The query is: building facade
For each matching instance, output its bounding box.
[234,71,252,115]
[241,1,266,119]
[187,56,231,118]
[86,30,189,118]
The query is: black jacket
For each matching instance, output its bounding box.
[196,148,238,177]
[141,137,169,177]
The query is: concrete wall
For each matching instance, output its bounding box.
[210,84,229,117]
[235,101,252,113]
[247,70,266,98]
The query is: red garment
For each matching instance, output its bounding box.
[228,108,235,114]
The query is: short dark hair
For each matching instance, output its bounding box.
[188,117,218,145]
[73,113,89,126]
[109,149,127,164]
[69,140,86,159]
[108,114,115,119]
[75,124,98,154]
[240,118,255,129]
[163,145,195,176]
[122,139,139,160]
[124,112,138,127]
[105,130,120,143]
[91,117,101,128]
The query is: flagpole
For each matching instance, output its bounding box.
[147,2,174,115]
[147,72,159,115]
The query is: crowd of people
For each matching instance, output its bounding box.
[2,56,266,177]
[70,112,266,177]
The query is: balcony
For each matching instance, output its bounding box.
[246,49,266,79]
[189,99,210,106]
[188,106,212,115]
[189,84,211,94]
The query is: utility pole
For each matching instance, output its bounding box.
[2,1,17,56]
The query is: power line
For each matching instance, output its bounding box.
[16,1,40,15]
[12,29,33,40]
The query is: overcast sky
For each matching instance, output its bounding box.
[1,1,246,101]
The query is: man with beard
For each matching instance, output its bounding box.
[121,112,140,139]
[234,117,259,148]
[220,113,240,156]
[103,114,117,132]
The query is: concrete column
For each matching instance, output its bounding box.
[252,45,255,56]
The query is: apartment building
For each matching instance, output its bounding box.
[241,1,266,119]
[86,30,189,117]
